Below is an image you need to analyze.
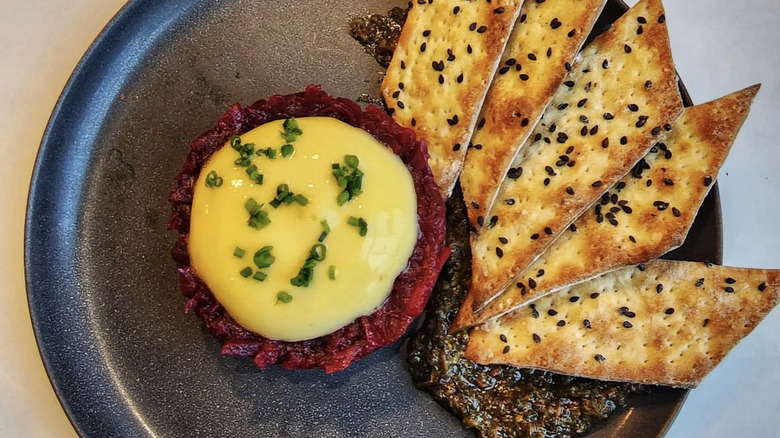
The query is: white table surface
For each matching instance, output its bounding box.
[2,0,778,437]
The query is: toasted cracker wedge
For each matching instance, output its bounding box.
[467,0,683,312]
[465,260,780,388]
[460,0,607,231]
[461,85,760,327]
[381,0,523,198]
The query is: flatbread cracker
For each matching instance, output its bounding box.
[381,0,523,198]
[468,0,683,311]
[466,260,780,388]
[467,85,760,326]
[460,0,607,231]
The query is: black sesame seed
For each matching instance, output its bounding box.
[656,283,664,293]
[564,80,575,87]
[507,167,523,179]
[724,286,735,293]
[452,143,461,151]
[566,186,575,195]
[477,25,488,33]
[567,28,575,37]
[392,90,400,99]
[499,334,508,343]
[499,66,510,75]
[453,5,460,14]
[654,201,669,211]
[724,277,737,285]
[638,263,646,271]
[494,6,505,13]
[645,80,653,89]
[502,345,510,354]
[548,309,558,316]
[658,14,666,23]
[550,18,562,29]
[557,102,570,110]
[471,201,479,210]
[447,49,455,61]
[467,45,473,54]
[527,53,537,61]
[543,178,550,186]
[505,198,515,205]
[620,136,628,145]
[530,233,539,240]
[622,205,633,214]
[488,216,498,229]
[637,25,644,35]
[423,29,431,37]
[580,126,588,137]
[590,125,600,136]
[590,293,600,299]
[759,282,768,291]
[533,333,541,343]
[594,354,605,363]
[694,278,705,287]
[521,118,530,127]
[520,13,526,23]
[636,115,649,127]
[529,303,538,317]
[637,16,647,24]
[547,47,552,58]
[438,74,444,84]
[663,178,674,186]
[400,60,406,69]
[556,320,566,327]
[652,126,662,136]
[703,318,710,327]
[498,237,509,244]
[624,44,632,53]
[628,103,639,112]
[469,22,477,31]
[520,74,530,81]
[528,278,537,289]
[569,296,579,303]
[704,175,713,186]
[447,115,459,126]
[557,132,569,143]
[420,42,427,52]
[623,321,633,329]
[397,101,405,109]
[602,59,609,69]
[495,247,503,258]
[584,319,592,329]
[569,223,578,232]
[577,98,588,108]
[629,235,636,243]
[672,207,681,217]
[544,226,553,235]
[411,117,416,127]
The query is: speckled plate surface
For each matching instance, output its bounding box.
[25,0,720,436]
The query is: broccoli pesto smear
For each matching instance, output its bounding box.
[407,186,644,438]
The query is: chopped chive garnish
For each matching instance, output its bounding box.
[252,271,267,282]
[329,265,336,280]
[294,194,308,206]
[348,216,368,236]
[281,144,295,157]
[230,135,242,150]
[244,197,271,229]
[253,246,275,269]
[266,148,277,159]
[344,155,359,168]
[276,291,293,304]
[332,155,364,205]
[281,118,303,143]
[310,243,327,261]
[239,267,253,278]
[319,220,330,242]
[204,170,223,188]
[290,226,329,288]
[234,247,246,258]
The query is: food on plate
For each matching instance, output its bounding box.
[381,0,524,198]
[349,6,409,68]
[466,260,780,387]
[407,188,643,437]
[463,0,684,317]
[460,0,607,233]
[457,85,761,329]
[168,85,448,372]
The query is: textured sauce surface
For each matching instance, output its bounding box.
[407,186,644,438]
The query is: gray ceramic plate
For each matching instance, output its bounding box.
[26,0,720,436]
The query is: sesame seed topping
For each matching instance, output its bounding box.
[637,25,644,35]
[499,66,510,75]
[703,318,710,327]
[477,25,488,33]
[620,136,628,145]
[420,42,427,52]
[499,334,507,342]
[695,278,705,287]
[544,226,553,235]
[438,74,444,84]
[453,5,460,14]
[566,186,575,195]
[422,30,431,37]
[567,29,575,37]
[629,235,636,243]
[636,115,649,127]
[447,115,459,126]
[601,138,609,148]
[507,167,523,179]
[550,18,562,29]
[628,104,639,112]
[672,207,681,217]
[548,309,558,316]
[623,321,633,328]
[495,247,503,258]
[557,133,569,143]
[594,354,605,363]
[493,6,505,13]
[759,282,768,291]
[505,198,515,205]
[528,278,537,289]
[530,233,539,240]
[564,80,575,87]
[397,101,405,109]
[590,293,600,299]
[520,74,530,81]
[726,277,736,284]
[467,45,473,54]
[658,14,666,23]
[645,80,653,90]
[469,22,477,31]
[498,237,508,244]
[584,319,592,329]
[624,44,632,53]
[502,345,510,354]
[637,16,647,24]
[704,175,713,186]
[519,13,526,23]
[556,320,566,327]
[656,283,664,293]
[533,333,541,343]
[577,98,588,108]
[569,296,579,302]
[521,118,530,127]
[452,143,461,151]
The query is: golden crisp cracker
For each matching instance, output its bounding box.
[460,0,607,232]
[381,0,523,198]
[466,260,780,388]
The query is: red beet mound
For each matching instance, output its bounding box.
[168,85,449,373]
